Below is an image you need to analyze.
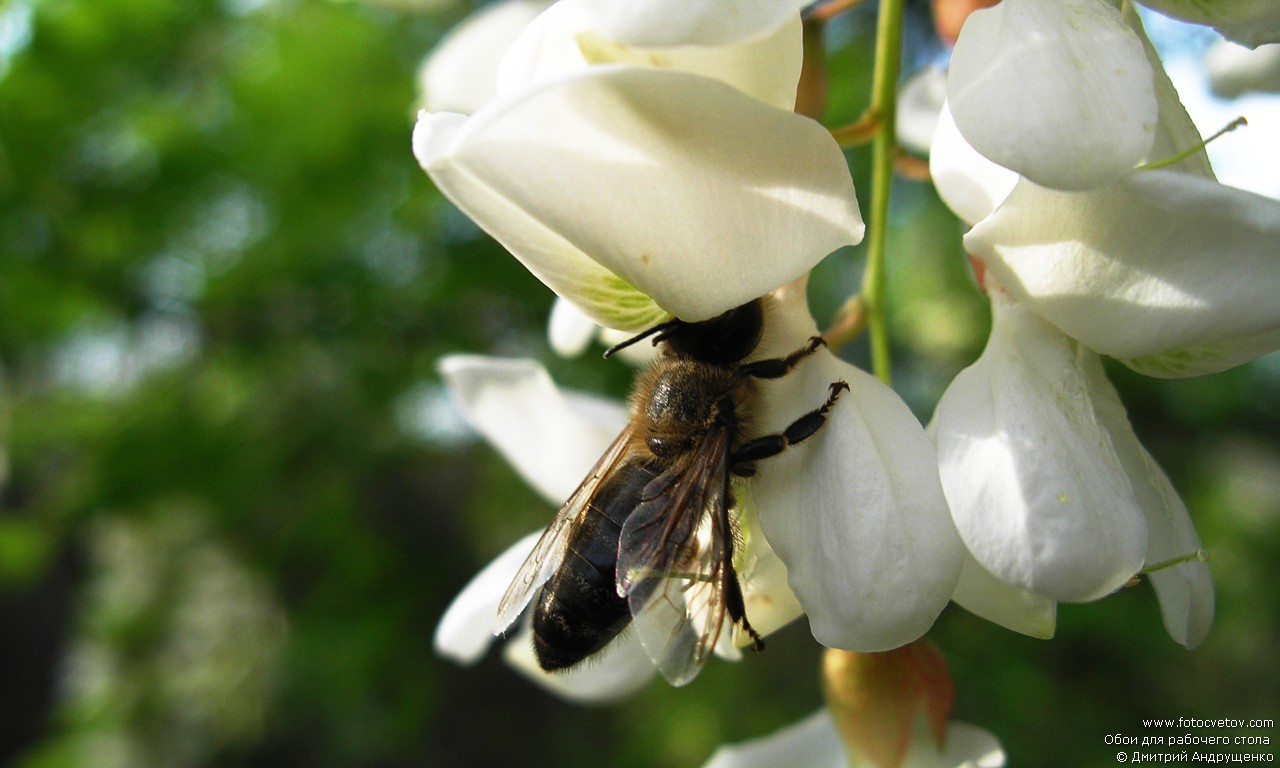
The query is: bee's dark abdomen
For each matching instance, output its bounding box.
[532,461,656,671]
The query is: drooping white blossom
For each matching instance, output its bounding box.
[415,0,863,332]
[931,291,1149,603]
[749,285,964,651]
[967,171,1280,378]
[947,0,1158,191]
[931,289,1214,645]
[415,64,864,331]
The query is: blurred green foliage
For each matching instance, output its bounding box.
[0,1,1276,767]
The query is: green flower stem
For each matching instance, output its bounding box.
[860,0,904,386]
[1137,116,1247,171]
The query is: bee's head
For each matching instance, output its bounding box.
[658,299,764,365]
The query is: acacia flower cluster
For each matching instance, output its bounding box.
[415,0,1280,763]
[929,0,1280,647]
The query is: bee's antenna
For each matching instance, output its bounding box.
[604,318,681,358]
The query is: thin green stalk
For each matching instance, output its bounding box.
[860,0,904,386]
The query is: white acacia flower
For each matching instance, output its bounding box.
[749,285,964,652]
[946,0,1279,191]
[966,170,1280,379]
[414,65,863,332]
[702,711,1005,768]
[930,289,1214,647]
[936,0,1280,377]
[414,0,864,333]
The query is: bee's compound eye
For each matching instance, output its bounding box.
[646,435,688,458]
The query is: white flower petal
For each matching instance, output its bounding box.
[437,355,628,503]
[703,710,846,768]
[499,0,803,110]
[929,103,1019,226]
[1079,353,1214,648]
[967,170,1280,377]
[416,67,863,328]
[947,0,1156,190]
[931,294,1148,602]
[417,0,552,113]
[584,0,811,48]
[950,548,1057,640]
[1139,0,1280,48]
[748,291,962,650]
[502,625,657,703]
[434,532,541,664]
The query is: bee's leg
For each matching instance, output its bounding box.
[731,381,849,475]
[738,336,826,380]
[724,571,765,652]
[720,475,765,652]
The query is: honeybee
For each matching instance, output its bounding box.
[494,298,847,686]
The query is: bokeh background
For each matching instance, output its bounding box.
[0,1,1276,766]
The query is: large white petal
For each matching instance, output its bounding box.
[950,548,1057,640]
[929,103,1018,227]
[499,0,803,110]
[1139,0,1280,48]
[415,67,863,329]
[583,0,811,48]
[947,0,1156,190]
[967,170,1280,377]
[417,0,551,114]
[502,625,657,703]
[434,532,541,665]
[437,355,628,504]
[1079,353,1214,648]
[748,291,962,650]
[931,294,1148,602]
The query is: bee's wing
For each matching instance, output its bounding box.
[493,422,640,635]
[617,427,732,687]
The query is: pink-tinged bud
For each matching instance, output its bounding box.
[822,641,954,768]
[932,0,1000,45]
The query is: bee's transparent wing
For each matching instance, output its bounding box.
[493,423,639,635]
[617,428,731,686]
